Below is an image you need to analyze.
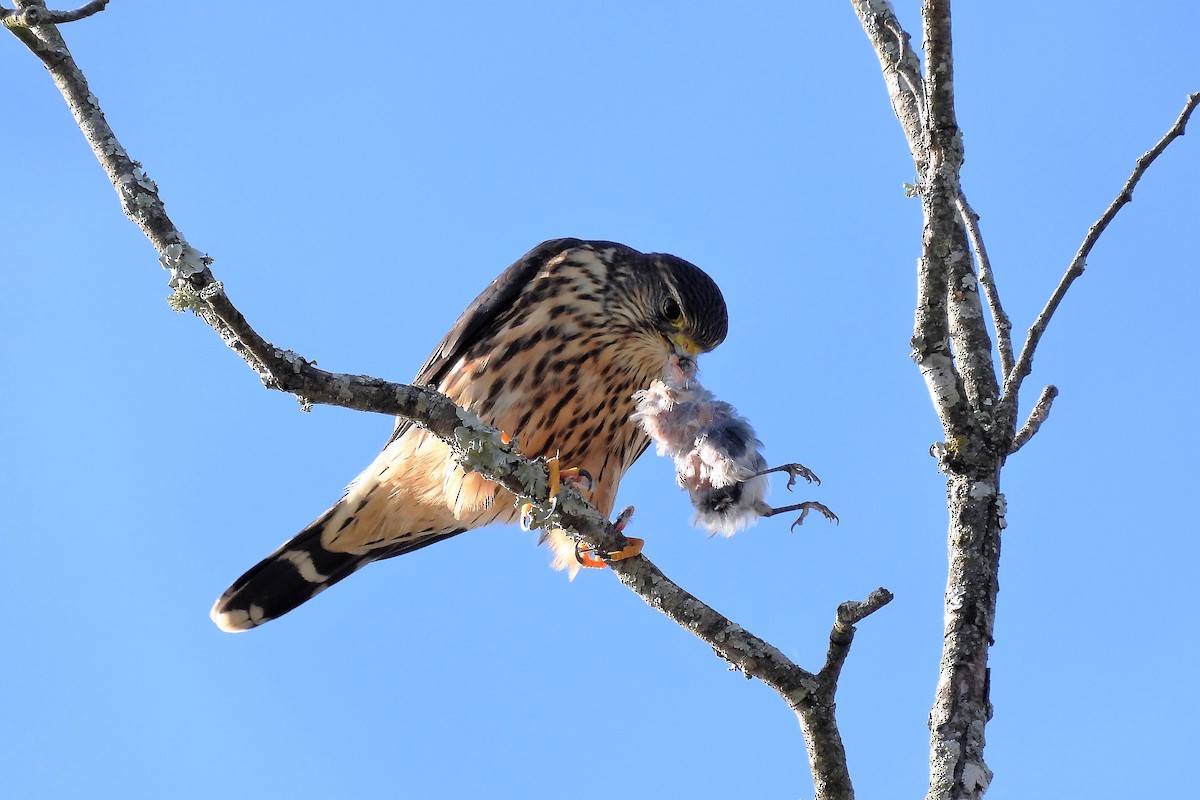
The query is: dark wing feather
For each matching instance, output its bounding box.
[386,238,584,446]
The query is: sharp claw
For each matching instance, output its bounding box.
[572,507,642,568]
[756,499,839,529]
[755,462,821,491]
[574,539,609,569]
[786,501,840,532]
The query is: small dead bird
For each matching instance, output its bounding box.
[632,356,837,535]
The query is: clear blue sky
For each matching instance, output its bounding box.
[3,2,1197,798]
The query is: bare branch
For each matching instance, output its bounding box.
[821,587,895,683]
[956,193,1013,377]
[849,0,928,175]
[1003,92,1200,407]
[921,0,998,423]
[764,586,891,800]
[1008,385,1058,455]
[2,0,107,28]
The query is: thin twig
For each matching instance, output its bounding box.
[956,193,1013,377]
[1003,92,1200,408]
[1009,385,1058,455]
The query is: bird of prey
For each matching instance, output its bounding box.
[632,355,837,535]
[210,238,729,632]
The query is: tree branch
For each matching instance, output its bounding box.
[8,10,891,799]
[779,587,891,800]
[1002,92,1200,409]
[849,0,928,175]
[955,193,1013,378]
[920,0,998,426]
[916,9,1001,799]
[854,4,1006,799]
[1008,385,1057,455]
[820,587,895,685]
[854,0,1002,445]
[1,0,107,28]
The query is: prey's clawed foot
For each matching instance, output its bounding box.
[758,500,839,531]
[756,462,821,490]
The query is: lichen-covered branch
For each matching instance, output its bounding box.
[8,8,889,799]
[916,7,1004,799]
[1008,385,1057,455]
[1001,92,1200,410]
[852,3,1005,799]
[792,587,893,800]
[920,0,998,428]
[955,195,1013,378]
[820,587,895,686]
[850,0,928,175]
[855,0,995,444]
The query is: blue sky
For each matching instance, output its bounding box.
[3,2,1197,798]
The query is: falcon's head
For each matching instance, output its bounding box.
[570,240,729,369]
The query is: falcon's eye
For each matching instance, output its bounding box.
[661,296,683,324]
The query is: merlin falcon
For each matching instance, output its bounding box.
[211,238,729,632]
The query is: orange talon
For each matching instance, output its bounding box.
[573,536,645,568]
[607,536,644,561]
[574,544,609,569]
[499,430,512,446]
[573,505,642,568]
[545,456,593,500]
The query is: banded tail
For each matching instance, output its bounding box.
[210,508,461,632]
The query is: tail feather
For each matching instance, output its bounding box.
[210,510,467,633]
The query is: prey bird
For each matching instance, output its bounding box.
[632,355,837,535]
[211,238,729,632]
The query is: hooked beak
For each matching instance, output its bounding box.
[668,332,701,360]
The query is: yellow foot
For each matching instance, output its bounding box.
[574,537,645,569]
[547,457,593,497]
[574,506,641,568]
[521,458,593,531]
